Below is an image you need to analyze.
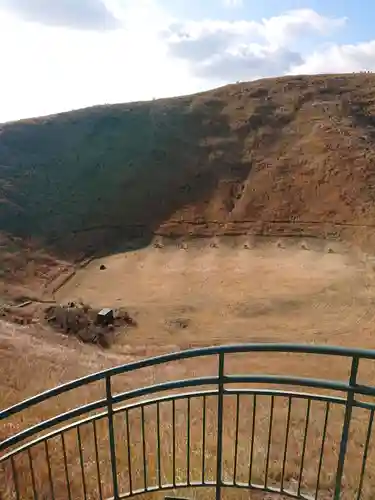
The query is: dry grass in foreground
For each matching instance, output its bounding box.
[2,243,375,499]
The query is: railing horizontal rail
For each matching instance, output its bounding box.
[223,388,375,410]
[112,387,373,411]
[0,388,219,462]
[224,374,375,396]
[107,374,375,409]
[0,377,217,453]
[2,344,375,500]
[2,343,375,421]
[0,397,107,453]
[3,375,375,458]
[113,388,348,412]
[109,481,314,500]
[0,411,108,462]
[110,376,219,406]
[3,385,375,464]
[1,373,365,455]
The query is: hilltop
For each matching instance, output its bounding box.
[2,73,375,269]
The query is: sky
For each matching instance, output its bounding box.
[0,0,375,122]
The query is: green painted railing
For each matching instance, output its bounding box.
[1,344,375,499]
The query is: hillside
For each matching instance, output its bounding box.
[2,73,375,262]
[4,73,375,500]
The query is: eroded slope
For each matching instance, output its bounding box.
[1,73,375,260]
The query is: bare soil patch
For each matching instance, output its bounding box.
[55,240,361,350]
[2,241,375,500]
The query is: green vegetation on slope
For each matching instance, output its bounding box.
[2,73,375,256]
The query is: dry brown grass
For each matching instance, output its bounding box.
[2,242,375,499]
[5,73,375,499]
[4,73,375,263]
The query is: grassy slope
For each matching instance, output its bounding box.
[2,73,375,259]
[3,73,375,498]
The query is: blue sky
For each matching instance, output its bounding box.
[0,0,374,122]
[165,0,373,44]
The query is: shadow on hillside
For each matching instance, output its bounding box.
[0,85,302,261]
[23,97,256,259]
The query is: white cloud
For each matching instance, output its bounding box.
[0,0,120,31]
[291,40,375,74]
[0,1,374,124]
[0,1,201,123]
[192,44,303,81]
[262,9,346,48]
[162,20,261,63]
[163,9,345,83]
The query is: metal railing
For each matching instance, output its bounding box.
[1,344,375,499]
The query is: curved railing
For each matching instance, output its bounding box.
[1,344,375,500]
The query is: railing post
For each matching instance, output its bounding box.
[216,352,225,500]
[334,356,359,499]
[106,375,119,500]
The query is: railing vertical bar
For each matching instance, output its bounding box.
[248,394,257,486]
[156,401,162,488]
[45,440,55,500]
[93,420,103,500]
[61,433,72,500]
[77,426,87,500]
[233,393,240,485]
[202,395,207,485]
[216,352,225,500]
[281,396,292,492]
[172,399,176,488]
[357,408,374,500]
[27,448,38,500]
[187,397,191,485]
[315,402,330,500]
[334,356,359,500]
[125,409,133,495]
[297,398,311,496]
[265,395,275,489]
[141,405,148,491]
[106,375,119,500]
[11,456,20,500]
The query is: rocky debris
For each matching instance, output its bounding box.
[0,301,38,326]
[45,303,137,348]
[166,317,191,331]
[153,239,164,249]
[100,264,106,270]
